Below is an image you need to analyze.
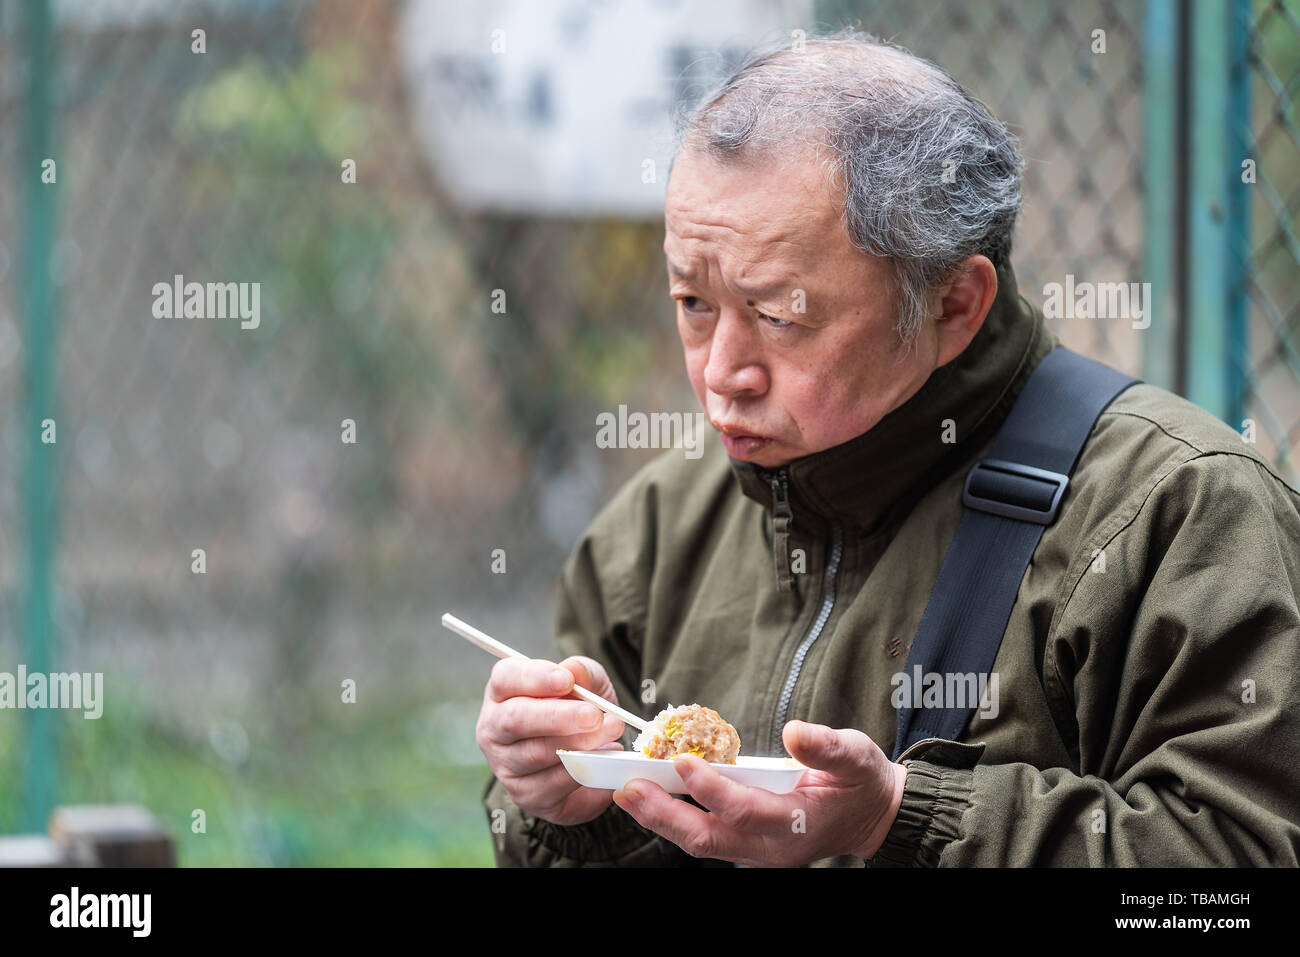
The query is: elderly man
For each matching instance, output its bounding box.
[477,30,1300,866]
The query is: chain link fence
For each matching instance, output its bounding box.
[823,0,1150,374]
[1243,0,1300,480]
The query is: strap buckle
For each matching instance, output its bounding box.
[961,458,1069,526]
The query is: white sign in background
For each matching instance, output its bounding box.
[398,0,813,217]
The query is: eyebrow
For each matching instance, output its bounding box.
[666,261,791,300]
[666,261,695,281]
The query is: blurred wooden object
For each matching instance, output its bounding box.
[0,804,175,867]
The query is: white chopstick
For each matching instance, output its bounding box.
[441,613,649,732]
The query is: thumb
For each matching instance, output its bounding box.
[783,721,874,778]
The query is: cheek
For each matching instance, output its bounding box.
[780,348,881,444]
[779,377,833,439]
[679,327,708,402]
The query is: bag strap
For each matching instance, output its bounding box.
[891,347,1139,760]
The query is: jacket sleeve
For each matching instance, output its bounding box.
[482,485,702,867]
[869,453,1300,867]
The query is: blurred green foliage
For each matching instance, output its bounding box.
[0,685,494,866]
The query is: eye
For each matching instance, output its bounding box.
[758,311,793,328]
[676,295,710,314]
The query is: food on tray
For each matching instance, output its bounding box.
[631,703,741,764]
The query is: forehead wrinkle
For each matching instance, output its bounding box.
[667,249,799,302]
[666,198,813,243]
[665,223,810,297]
[664,152,887,327]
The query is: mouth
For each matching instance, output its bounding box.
[714,422,766,440]
[713,422,773,458]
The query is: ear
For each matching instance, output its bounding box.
[932,255,998,368]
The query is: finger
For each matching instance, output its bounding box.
[495,715,628,776]
[669,754,791,832]
[503,760,582,812]
[487,696,606,745]
[783,721,876,778]
[557,655,618,704]
[612,779,752,863]
[499,738,626,780]
[486,657,571,703]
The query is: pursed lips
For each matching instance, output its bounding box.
[712,421,768,440]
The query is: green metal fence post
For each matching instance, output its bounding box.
[19,0,59,832]
[1226,0,1253,431]
[1186,0,1234,423]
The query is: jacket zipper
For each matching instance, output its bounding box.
[771,521,844,755]
[767,470,794,593]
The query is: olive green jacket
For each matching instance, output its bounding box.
[482,262,1300,867]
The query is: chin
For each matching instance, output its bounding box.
[723,437,794,468]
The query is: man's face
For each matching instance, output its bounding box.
[664,147,940,468]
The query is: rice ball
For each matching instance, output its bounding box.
[632,703,741,764]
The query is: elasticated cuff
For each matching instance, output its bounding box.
[525,798,660,862]
[483,773,660,866]
[866,738,983,868]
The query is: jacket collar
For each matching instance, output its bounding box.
[729,262,1058,535]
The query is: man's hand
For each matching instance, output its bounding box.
[611,719,906,866]
[477,655,627,827]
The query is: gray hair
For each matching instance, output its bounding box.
[670,28,1023,346]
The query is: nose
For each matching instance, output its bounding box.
[703,308,769,398]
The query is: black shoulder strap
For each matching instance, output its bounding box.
[891,347,1139,760]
